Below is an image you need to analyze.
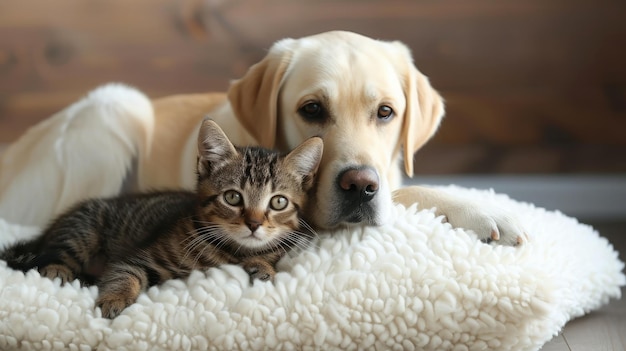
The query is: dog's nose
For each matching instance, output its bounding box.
[338,167,379,202]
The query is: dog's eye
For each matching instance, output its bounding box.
[377,105,394,121]
[298,102,327,122]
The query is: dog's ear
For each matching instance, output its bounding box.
[227,40,295,148]
[398,43,445,177]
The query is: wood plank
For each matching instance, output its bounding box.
[541,334,571,351]
[551,226,626,351]
[438,90,626,145]
[412,145,626,174]
[561,294,626,351]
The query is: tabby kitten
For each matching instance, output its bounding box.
[1,119,323,319]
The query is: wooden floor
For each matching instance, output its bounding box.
[541,221,626,351]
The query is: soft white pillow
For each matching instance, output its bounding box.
[0,186,623,351]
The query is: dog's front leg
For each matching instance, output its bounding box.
[393,186,528,246]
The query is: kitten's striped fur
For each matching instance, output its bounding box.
[1,120,323,318]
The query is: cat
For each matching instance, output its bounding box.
[0,119,323,319]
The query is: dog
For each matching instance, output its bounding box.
[0,31,526,245]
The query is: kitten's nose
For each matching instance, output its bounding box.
[246,220,261,232]
[245,215,263,232]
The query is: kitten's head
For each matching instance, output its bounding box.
[195,119,323,255]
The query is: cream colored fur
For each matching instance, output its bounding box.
[0,84,154,226]
[0,31,526,244]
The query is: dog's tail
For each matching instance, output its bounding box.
[0,83,154,227]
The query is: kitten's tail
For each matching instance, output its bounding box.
[0,240,40,271]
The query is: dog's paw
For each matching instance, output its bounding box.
[443,205,529,246]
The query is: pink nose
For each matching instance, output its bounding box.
[244,213,263,232]
[246,219,261,232]
[338,167,379,202]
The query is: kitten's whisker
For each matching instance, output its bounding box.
[180,225,223,268]
[180,235,208,266]
[182,227,217,251]
[274,238,291,256]
[180,231,206,250]
[190,232,224,270]
[191,241,213,271]
[189,230,235,270]
[298,219,320,238]
[288,237,309,252]
[233,244,244,256]
[193,221,219,226]
[285,231,317,252]
[295,232,320,249]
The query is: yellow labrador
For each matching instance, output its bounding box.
[0,31,526,245]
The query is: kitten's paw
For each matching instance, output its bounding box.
[243,263,275,283]
[96,295,135,319]
[39,264,75,284]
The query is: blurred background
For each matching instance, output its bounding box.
[0,0,625,220]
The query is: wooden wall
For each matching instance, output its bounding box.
[1,0,625,174]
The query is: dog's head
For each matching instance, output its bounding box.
[227,30,444,229]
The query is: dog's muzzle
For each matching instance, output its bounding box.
[336,166,380,223]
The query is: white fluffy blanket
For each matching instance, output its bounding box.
[0,186,623,351]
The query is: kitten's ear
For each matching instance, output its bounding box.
[283,137,323,188]
[197,118,238,176]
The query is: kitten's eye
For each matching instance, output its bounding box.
[223,190,243,206]
[377,105,394,121]
[269,195,289,211]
